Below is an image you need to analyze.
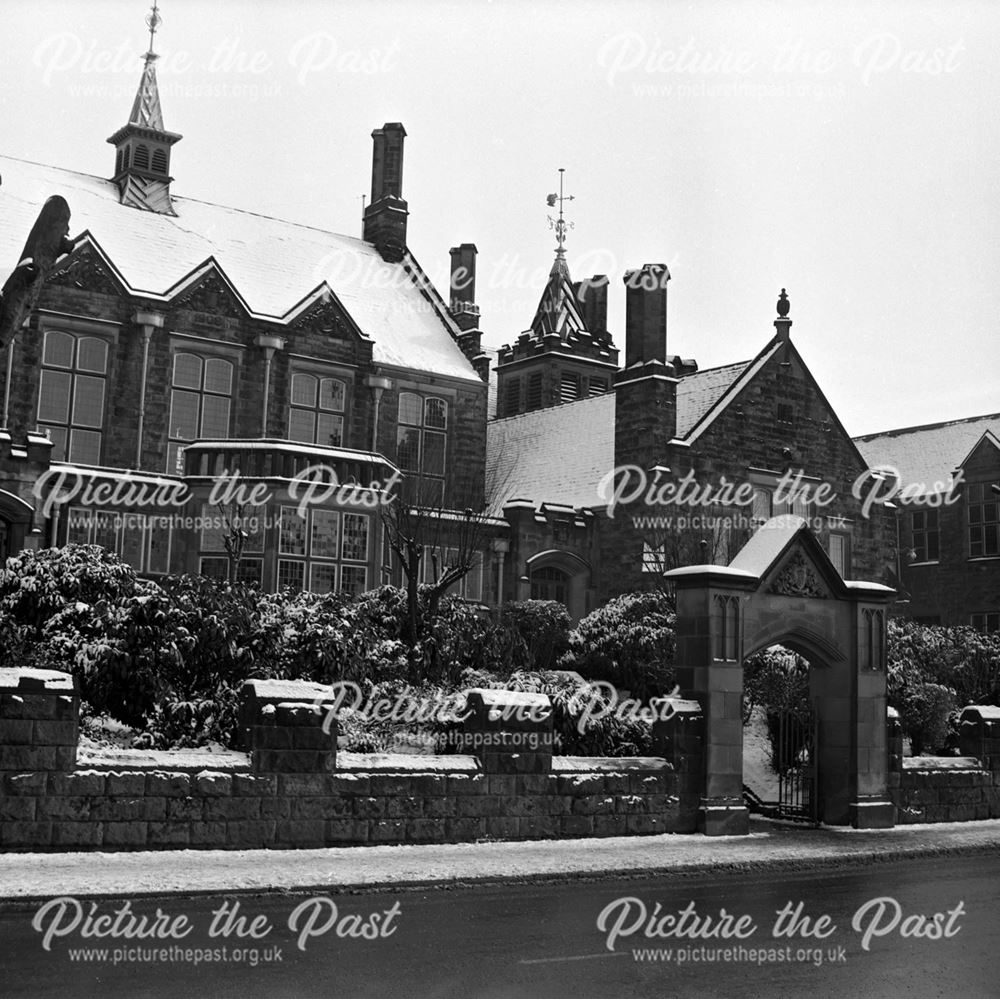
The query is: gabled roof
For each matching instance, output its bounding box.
[0,154,480,382]
[677,342,783,444]
[854,413,1000,495]
[675,360,753,437]
[486,357,755,510]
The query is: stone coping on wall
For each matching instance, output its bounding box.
[74,747,670,775]
[0,668,76,693]
[551,757,671,772]
[77,747,252,772]
[902,756,983,771]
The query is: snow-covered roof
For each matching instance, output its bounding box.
[0,154,480,382]
[487,393,616,511]
[485,359,754,511]
[854,413,1000,496]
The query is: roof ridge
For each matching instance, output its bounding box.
[854,412,1000,441]
[0,152,371,248]
[489,393,613,427]
[679,358,752,379]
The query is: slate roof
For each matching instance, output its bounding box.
[487,392,615,511]
[854,413,1000,495]
[486,360,754,510]
[675,359,753,437]
[0,154,479,382]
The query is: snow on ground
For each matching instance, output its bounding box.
[1,821,998,902]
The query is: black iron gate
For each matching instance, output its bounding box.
[744,703,819,824]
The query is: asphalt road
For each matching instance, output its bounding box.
[0,853,996,998]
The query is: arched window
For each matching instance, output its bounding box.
[530,565,569,603]
[151,148,167,174]
[288,373,346,447]
[714,595,740,661]
[133,144,150,170]
[115,149,123,175]
[862,609,884,670]
[121,145,130,169]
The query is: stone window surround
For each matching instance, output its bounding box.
[284,355,357,447]
[166,333,245,475]
[34,311,122,467]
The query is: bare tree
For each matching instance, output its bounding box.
[215,500,254,584]
[380,450,514,651]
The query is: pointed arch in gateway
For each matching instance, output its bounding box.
[664,515,896,835]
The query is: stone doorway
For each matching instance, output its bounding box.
[664,515,896,835]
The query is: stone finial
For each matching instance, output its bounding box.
[774,288,792,340]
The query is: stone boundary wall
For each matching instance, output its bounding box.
[0,672,697,852]
[886,706,1000,824]
[0,766,684,852]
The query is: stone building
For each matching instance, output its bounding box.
[6,19,989,631]
[0,35,493,599]
[855,415,1000,630]
[486,246,897,620]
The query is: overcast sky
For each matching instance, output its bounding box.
[3,0,997,436]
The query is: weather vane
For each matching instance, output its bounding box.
[546,168,575,256]
[145,1,161,60]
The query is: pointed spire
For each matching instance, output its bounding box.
[128,60,165,130]
[129,1,164,128]
[107,1,181,214]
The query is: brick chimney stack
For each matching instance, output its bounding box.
[448,243,488,381]
[449,243,480,332]
[623,263,670,367]
[573,275,609,336]
[363,123,409,262]
[604,263,680,596]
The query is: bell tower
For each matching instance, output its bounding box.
[106,2,182,215]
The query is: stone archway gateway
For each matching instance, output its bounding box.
[664,515,896,835]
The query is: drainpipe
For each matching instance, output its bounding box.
[491,537,509,605]
[255,334,286,437]
[365,374,393,452]
[2,337,14,429]
[133,310,165,468]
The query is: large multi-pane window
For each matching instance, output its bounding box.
[828,532,850,577]
[37,331,108,464]
[967,482,999,558]
[416,546,485,602]
[288,373,346,447]
[66,507,171,574]
[397,392,447,505]
[530,565,568,602]
[910,509,940,563]
[167,352,234,474]
[277,506,370,596]
[971,612,999,633]
[198,503,264,585]
[642,540,669,574]
[752,484,811,523]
